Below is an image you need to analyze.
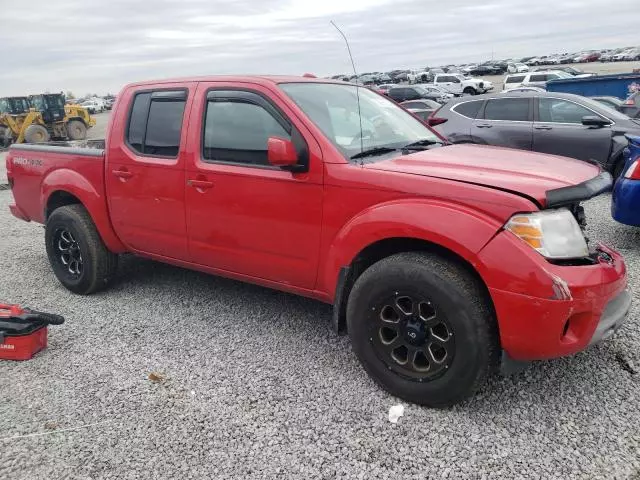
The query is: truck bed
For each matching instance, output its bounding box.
[7,140,106,224]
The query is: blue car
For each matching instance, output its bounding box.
[612,134,640,226]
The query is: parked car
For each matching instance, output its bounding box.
[502,71,573,90]
[590,96,625,110]
[375,84,397,96]
[426,74,463,95]
[554,66,596,77]
[600,51,616,62]
[613,49,639,62]
[430,91,640,177]
[621,49,640,61]
[7,75,629,407]
[408,70,432,84]
[574,52,601,63]
[557,53,576,64]
[400,99,442,121]
[612,134,640,226]
[414,85,456,103]
[388,85,452,103]
[507,63,529,73]
[466,65,500,76]
[430,73,492,96]
[619,92,640,118]
[80,100,103,114]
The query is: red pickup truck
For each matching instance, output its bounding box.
[6,76,630,407]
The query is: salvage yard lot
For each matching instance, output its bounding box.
[471,60,640,91]
[1,188,639,478]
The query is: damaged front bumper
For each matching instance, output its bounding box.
[478,232,629,362]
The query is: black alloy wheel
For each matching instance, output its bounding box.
[371,293,455,381]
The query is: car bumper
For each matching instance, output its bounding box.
[612,178,640,226]
[478,231,629,361]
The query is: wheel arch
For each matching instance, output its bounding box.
[41,169,126,253]
[323,200,502,333]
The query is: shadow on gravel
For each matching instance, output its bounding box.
[112,254,335,334]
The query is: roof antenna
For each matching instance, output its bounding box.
[330,20,364,158]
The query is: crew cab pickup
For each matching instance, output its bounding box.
[431,74,493,96]
[6,76,630,407]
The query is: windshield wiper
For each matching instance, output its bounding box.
[401,139,445,151]
[350,147,397,160]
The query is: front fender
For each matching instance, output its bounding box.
[41,169,126,253]
[318,199,503,299]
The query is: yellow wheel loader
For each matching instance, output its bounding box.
[0,93,96,146]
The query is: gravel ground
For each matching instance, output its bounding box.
[0,190,639,480]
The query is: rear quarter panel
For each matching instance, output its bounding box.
[8,147,126,252]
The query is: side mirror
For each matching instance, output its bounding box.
[267,136,298,167]
[582,116,610,127]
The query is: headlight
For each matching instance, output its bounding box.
[505,209,588,259]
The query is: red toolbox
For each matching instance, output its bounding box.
[0,304,65,361]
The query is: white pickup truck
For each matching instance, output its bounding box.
[431,73,493,96]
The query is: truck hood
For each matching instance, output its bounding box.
[363,144,602,207]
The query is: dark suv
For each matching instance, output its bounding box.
[430,91,640,177]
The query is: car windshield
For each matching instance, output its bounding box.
[280,82,441,161]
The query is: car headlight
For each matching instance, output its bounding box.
[505,209,588,259]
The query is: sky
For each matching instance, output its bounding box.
[1,0,639,97]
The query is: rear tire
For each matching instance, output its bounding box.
[346,252,498,407]
[45,205,118,295]
[24,124,50,143]
[66,120,87,140]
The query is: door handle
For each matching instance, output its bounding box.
[187,179,214,189]
[112,169,133,179]
[476,124,493,128]
[534,125,553,130]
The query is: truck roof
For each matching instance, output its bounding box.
[123,75,343,89]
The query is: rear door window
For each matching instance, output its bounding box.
[483,98,530,121]
[452,100,484,119]
[127,93,151,153]
[126,90,187,158]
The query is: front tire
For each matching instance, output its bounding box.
[24,124,50,143]
[463,87,477,95]
[346,252,498,407]
[45,205,118,294]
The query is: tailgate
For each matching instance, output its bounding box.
[7,142,106,224]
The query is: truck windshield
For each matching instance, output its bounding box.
[280,82,441,161]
